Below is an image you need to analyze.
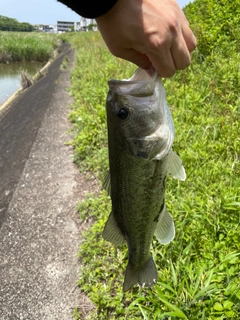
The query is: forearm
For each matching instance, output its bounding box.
[57,0,118,18]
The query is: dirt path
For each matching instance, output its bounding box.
[0,44,96,319]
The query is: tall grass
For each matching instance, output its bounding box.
[0,32,57,63]
[64,29,240,319]
[63,0,240,316]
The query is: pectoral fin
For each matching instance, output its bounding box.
[155,206,175,245]
[167,150,186,181]
[102,212,125,246]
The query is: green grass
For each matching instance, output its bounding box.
[0,32,57,62]
[63,1,240,317]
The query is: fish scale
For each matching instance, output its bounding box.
[109,149,167,261]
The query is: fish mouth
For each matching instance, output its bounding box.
[108,68,158,97]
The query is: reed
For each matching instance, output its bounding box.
[20,71,33,89]
[0,32,57,63]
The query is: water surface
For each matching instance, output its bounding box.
[0,62,44,105]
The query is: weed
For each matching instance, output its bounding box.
[64,1,240,317]
[60,55,69,71]
[20,70,33,89]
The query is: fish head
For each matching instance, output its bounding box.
[106,68,174,160]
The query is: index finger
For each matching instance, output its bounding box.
[147,50,176,78]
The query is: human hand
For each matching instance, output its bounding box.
[96,0,197,78]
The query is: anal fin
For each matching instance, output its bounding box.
[102,212,125,246]
[155,206,175,245]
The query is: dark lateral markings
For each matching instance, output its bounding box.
[0,43,71,228]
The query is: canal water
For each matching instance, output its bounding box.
[0,62,44,105]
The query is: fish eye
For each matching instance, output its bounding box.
[117,108,129,120]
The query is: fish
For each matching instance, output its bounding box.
[103,68,186,291]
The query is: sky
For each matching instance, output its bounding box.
[0,0,191,25]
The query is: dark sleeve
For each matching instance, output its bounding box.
[57,0,118,19]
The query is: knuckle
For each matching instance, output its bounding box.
[168,19,179,36]
[146,34,168,52]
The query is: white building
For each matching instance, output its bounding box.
[57,18,97,33]
[77,18,97,31]
[57,21,75,33]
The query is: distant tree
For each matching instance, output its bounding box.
[21,22,34,32]
[87,23,97,31]
[0,15,34,32]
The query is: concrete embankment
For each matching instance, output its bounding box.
[0,43,95,319]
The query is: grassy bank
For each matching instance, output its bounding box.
[0,32,57,63]
[64,0,239,318]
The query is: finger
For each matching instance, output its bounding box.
[148,50,176,78]
[173,7,197,53]
[170,34,191,70]
[116,48,153,70]
[181,23,197,52]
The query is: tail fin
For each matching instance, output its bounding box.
[123,256,158,291]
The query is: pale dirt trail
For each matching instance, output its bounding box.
[0,43,97,319]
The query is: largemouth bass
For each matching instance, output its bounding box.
[103,68,186,291]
